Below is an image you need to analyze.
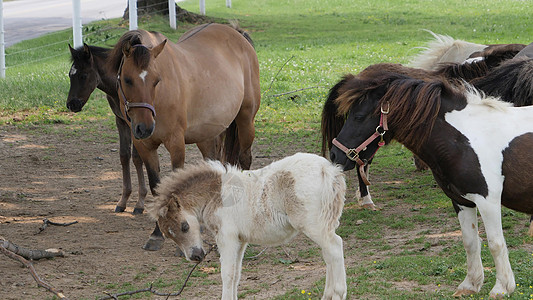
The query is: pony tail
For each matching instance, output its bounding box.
[320,76,353,157]
[223,120,241,167]
[318,166,346,232]
[229,20,255,49]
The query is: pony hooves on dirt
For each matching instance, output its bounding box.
[114,206,126,213]
[452,289,477,297]
[142,237,164,251]
[132,208,144,215]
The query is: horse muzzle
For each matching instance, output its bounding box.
[66,98,85,113]
[330,147,356,171]
[189,246,205,262]
[132,121,155,139]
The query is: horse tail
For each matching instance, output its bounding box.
[223,120,241,167]
[472,57,533,106]
[229,20,255,49]
[320,76,352,157]
[408,30,486,71]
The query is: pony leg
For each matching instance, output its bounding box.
[528,216,533,237]
[357,165,377,210]
[476,200,515,297]
[453,205,484,297]
[234,112,256,170]
[303,229,347,300]
[217,236,243,300]
[114,116,133,213]
[133,140,165,251]
[164,134,186,170]
[197,136,223,160]
[131,145,148,215]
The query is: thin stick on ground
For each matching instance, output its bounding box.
[0,237,65,260]
[37,218,78,234]
[99,245,216,299]
[0,242,68,299]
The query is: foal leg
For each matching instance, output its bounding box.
[303,229,346,300]
[217,235,245,300]
[476,200,515,297]
[114,116,133,213]
[131,145,148,215]
[453,205,484,297]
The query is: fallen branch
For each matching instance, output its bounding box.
[261,55,295,98]
[99,244,217,299]
[37,218,78,234]
[0,240,68,299]
[0,237,65,260]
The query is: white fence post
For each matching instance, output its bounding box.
[168,0,176,29]
[226,0,231,8]
[72,0,83,48]
[0,0,6,78]
[129,0,138,30]
[199,0,205,15]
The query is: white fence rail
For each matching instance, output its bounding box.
[0,0,225,79]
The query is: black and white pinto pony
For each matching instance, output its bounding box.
[322,31,526,211]
[147,153,347,300]
[322,63,533,297]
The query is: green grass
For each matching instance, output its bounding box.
[1,0,533,299]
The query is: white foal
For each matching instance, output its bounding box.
[148,153,347,300]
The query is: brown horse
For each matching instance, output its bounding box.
[108,23,261,250]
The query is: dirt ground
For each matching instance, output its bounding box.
[0,121,358,300]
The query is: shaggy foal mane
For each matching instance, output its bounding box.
[334,64,466,151]
[69,45,109,63]
[148,162,222,219]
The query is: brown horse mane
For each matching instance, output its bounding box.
[333,64,467,151]
[70,45,110,63]
[149,162,223,219]
[108,30,155,74]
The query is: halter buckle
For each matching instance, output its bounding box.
[346,149,359,161]
[381,102,390,114]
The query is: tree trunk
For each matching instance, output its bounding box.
[123,0,216,24]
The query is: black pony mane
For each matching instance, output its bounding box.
[472,57,533,106]
[321,75,352,156]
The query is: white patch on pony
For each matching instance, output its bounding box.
[69,65,77,76]
[139,70,148,82]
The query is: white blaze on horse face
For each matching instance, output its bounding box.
[69,65,77,76]
[139,70,148,82]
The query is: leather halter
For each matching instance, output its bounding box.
[116,45,157,122]
[332,102,390,185]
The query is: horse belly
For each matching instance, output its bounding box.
[244,214,299,246]
[501,132,533,214]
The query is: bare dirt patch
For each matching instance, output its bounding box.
[0,123,351,299]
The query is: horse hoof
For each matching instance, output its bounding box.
[362,203,379,211]
[132,208,144,215]
[142,237,164,251]
[115,206,126,213]
[452,289,476,297]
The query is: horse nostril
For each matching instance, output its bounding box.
[67,99,83,112]
[330,151,336,163]
[190,247,205,262]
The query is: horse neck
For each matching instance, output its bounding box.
[91,49,118,98]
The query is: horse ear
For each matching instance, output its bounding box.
[122,41,133,57]
[151,40,167,59]
[83,43,91,55]
[68,44,75,55]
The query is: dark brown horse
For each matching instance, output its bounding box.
[67,40,160,215]
[324,64,533,297]
[108,23,261,250]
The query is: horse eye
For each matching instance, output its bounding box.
[153,79,160,87]
[124,77,133,85]
[80,73,87,80]
[181,221,189,233]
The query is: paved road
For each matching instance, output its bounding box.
[3,0,126,47]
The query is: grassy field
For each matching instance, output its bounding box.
[1,0,532,299]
